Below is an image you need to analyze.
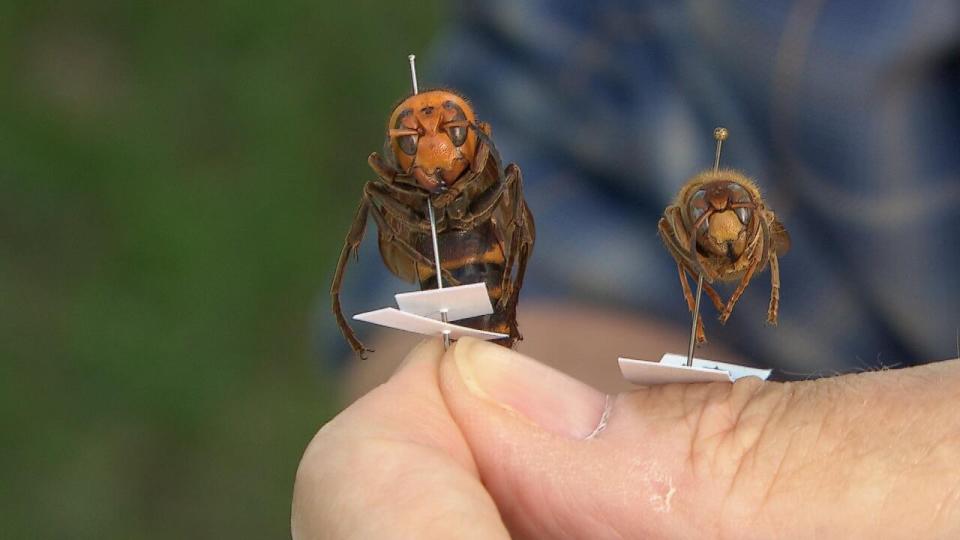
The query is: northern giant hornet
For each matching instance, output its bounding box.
[658,128,790,343]
[331,88,535,357]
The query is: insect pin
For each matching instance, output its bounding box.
[331,55,535,358]
[658,128,790,365]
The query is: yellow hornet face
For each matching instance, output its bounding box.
[680,171,761,260]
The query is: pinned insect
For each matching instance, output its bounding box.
[658,128,789,345]
[331,65,534,358]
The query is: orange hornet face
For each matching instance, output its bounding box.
[387,90,479,193]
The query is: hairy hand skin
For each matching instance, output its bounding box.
[293,338,960,539]
[712,363,960,538]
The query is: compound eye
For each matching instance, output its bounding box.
[688,189,707,219]
[393,110,417,156]
[726,182,753,223]
[448,126,466,147]
[397,135,418,156]
[727,182,751,203]
[687,189,710,236]
[442,100,468,147]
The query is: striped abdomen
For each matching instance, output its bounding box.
[416,221,510,336]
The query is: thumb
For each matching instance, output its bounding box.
[439,338,748,539]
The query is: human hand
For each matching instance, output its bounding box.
[292,338,960,539]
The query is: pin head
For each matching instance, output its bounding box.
[387,90,479,193]
[407,54,419,94]
[714,127,729,142]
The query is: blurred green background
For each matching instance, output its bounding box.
[0,1,441,537]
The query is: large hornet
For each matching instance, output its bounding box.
[331,84,535,357]
[658,128,790,343]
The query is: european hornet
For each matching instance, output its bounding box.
[331,88,535,357]
[658,129,790,343]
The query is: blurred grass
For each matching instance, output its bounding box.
[0,1,441,537]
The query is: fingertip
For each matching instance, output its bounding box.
[391,337,445,377]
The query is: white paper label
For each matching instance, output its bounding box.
[618,354,772,385]
[394,283,494,322]
[354,307,507,341]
